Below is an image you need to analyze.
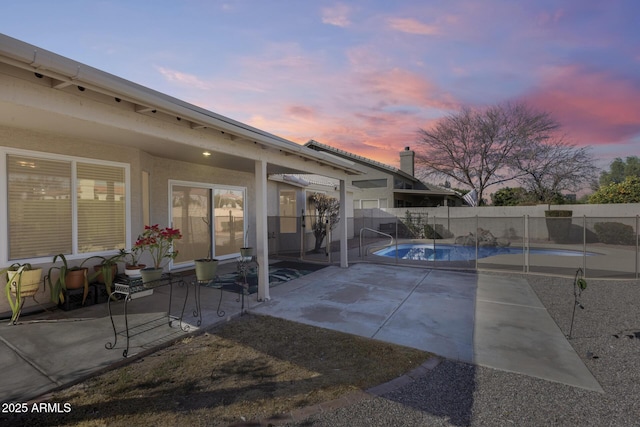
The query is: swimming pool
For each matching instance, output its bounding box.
[374,243,596,262]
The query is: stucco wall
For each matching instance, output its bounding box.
[148,155,255,247]
[0,127,258,317]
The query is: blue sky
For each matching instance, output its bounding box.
[2,0,639,170]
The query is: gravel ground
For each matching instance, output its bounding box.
[282,274,640,427]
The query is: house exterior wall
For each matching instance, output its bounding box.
[0,35,362,316]
[349,163,394,209]
[147,155,255,243]
[0,126,258,316]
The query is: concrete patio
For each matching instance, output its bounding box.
[0,261,602,405]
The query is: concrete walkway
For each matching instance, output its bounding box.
[0,276,246,403]
[0,262,602,405]
[252,263,603,392]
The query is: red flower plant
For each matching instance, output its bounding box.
[134,224,182,269]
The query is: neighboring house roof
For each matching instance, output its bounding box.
[305,139,415,180]
[269,173,338,188]
[304,140,459,197]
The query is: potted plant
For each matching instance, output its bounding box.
[81,253,123,300]
[195,217,218,282]
[2,263,43,324]
[135,224,182,285]
[544,210,573,243]
[118,247,146,277]
[45,254,90,306]
[240,225,253,258]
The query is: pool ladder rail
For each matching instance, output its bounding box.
[359,227,396,258]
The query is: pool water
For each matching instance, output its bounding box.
[374,244,596,262]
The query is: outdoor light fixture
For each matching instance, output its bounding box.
[77,86,85,91]
[34,72,43,78]
[202,151,211,157]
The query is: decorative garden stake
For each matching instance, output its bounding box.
[568,267,587,339]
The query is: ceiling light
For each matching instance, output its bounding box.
[202,151,211,157]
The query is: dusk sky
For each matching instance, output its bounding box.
[2,1,639,171]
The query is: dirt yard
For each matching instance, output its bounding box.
[5,314,432,426]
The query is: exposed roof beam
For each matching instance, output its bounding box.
[52,79,73,89]
[135,105,156,114]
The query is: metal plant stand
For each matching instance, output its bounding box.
[192,275,226,326]
[235,255,258,313]
[105,273,189,357]
[190,256,259,325]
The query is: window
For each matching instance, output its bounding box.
[5,152,128,261]
[170,182,246,264]
[305,190,325,231]
[361,200,379,209]
[352,178,387,189]
[279,190,297,233]
[171,185,211,264]
[214,188,245,256]
[77,163,126,253]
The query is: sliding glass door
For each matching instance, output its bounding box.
[170,182,246,265]
[171,185,211,264]
[214,188,245,257]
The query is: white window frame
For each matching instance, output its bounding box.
[1,147,131,265]
[169,180,247,265]
[361,199,380,209]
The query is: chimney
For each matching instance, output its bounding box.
[399,146,415,176]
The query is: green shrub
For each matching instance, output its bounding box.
[589,176,640,204]
[594,222,636,245]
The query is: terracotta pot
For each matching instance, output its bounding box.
[65,268,88,289]
[93,264,118,284]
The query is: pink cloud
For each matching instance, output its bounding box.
[156,44,460,168]
[286,105,318,119]
[321,4,351,27]
[353,68,457,111]
[156,66,214,91]
[523,65,640,147]
[387,18,440,36]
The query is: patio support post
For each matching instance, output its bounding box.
[339,179,348,268]
[254,159,270,301]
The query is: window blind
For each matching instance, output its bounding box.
[7,155,72,259]
[76,163,126,253]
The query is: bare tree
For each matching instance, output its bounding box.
[509,137,597,202]
[308,193,339,253]
[415,102,561,204]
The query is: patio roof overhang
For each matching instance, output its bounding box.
[393,189,459,197]
[0,34,364,178]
